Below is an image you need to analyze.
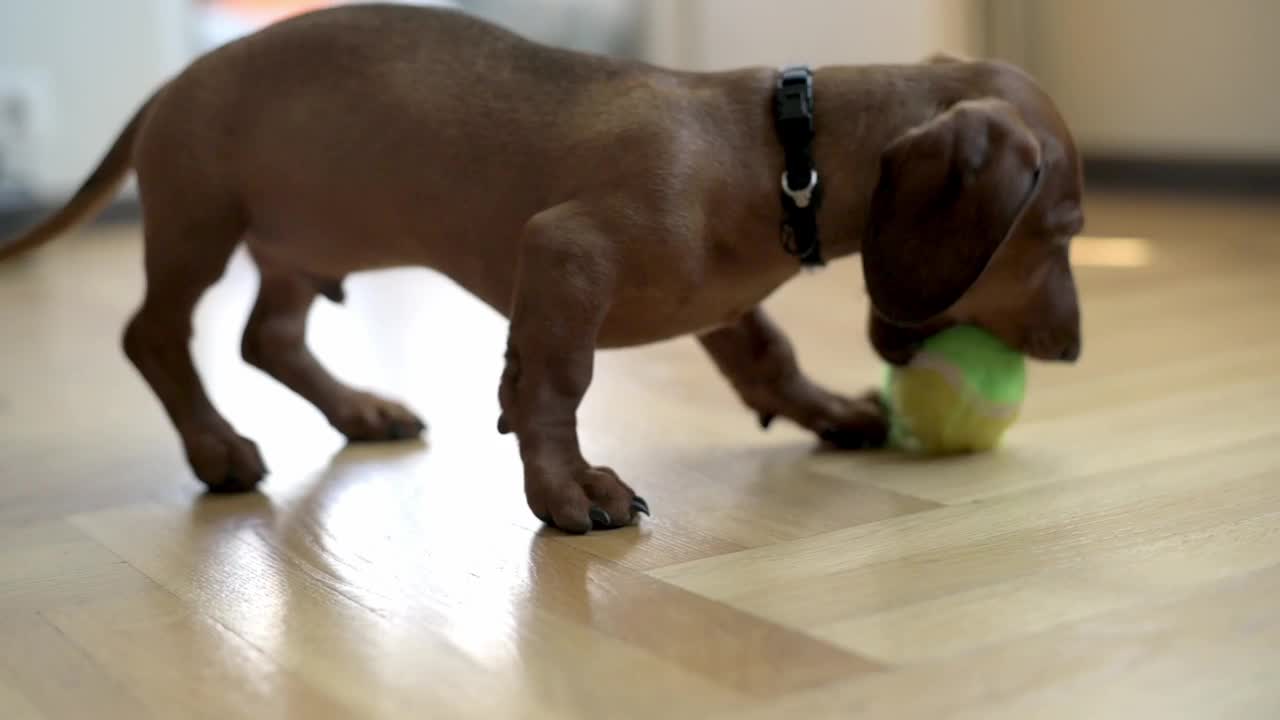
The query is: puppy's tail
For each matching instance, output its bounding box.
[0,97,151,262]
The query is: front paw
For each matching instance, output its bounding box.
[760,389,889,450]
[330,391,426,443]
[525,463,650,534]
[183,425,268,493]
[813,390,889,450]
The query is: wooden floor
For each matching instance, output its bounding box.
[1,191,1278,719]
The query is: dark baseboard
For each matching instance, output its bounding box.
[1082,154,1280,197]
[0,195,143,249]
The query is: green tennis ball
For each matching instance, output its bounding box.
[882,325,1026,454]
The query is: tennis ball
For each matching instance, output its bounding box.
[882,325,1026,454]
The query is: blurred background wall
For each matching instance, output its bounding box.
[986,0,1280,161]
[643,0,982,71]
[1,0,1278,213]
[0,0,189,203]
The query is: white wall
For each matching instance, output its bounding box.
[644,0,983,71]
[0,0,192,199]
[460,0,641,56]
[988,0,1280,159]
[652,0,1280,160]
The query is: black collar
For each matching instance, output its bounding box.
[774,66,824,267]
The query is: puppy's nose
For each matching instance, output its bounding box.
[1057,338,1081,363]
[1026,329,1081,363]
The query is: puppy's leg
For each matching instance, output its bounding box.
[122,204,267,492]
[241,258,425,443]
[497,204,646,533]
[699,308,888,449]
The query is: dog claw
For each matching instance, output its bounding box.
[206,473,265,494]
[820,429,852,448]
[630,496,650,517]
[589,506,612,528]
[758,412,776,429]
[819,426,883,451]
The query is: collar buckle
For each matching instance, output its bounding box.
[773,65,824,267]
[781,169,818,209]
[776,68,815,138]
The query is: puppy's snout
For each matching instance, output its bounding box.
[1031,262,1081,363]
[1026,328,1081,363]
[1057,337,1081,363]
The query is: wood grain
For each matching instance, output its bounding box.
[723,562,1280,720]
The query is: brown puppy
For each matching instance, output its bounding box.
[1,5,1083,533]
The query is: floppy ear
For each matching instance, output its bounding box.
[862,98,1043,326]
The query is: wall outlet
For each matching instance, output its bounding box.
[0,70,53,195]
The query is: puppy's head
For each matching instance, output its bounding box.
[862,64,1084,365]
